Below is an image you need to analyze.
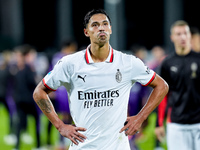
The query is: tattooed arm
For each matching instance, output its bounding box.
[33,81,86,145]
[37,99,51,113]
[33,81,63,128]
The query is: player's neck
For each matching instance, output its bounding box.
[175,46,191,56]
[90,43,110,62]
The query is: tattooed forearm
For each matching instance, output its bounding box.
[37,99,52,113]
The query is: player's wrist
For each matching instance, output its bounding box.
[55,120,65,132]
[137,110,149,122]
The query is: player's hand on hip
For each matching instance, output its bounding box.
[59,124,87,145]
[119,116,142,136]
[155,126,165,143]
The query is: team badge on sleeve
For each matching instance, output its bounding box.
[146,66,150,74]
[115,69,122,83]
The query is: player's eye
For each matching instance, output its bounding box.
[92,23,98,27]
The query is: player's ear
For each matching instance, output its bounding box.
[84,28,90,37]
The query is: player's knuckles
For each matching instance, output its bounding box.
[77,133,84,138]
[67,132,74,137]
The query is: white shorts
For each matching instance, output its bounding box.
[167,122,200,150]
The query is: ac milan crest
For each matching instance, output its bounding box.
[116,69,122,83]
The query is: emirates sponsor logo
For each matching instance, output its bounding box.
[77,90,119,109]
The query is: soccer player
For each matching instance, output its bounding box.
[155,20,200,150]
[33,9,168,150]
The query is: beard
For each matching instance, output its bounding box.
[96,38,109,47]
[97,32,109,44]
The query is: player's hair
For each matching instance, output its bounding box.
[14,44,35,56]
[83,9,111,28]
[190,26,200,35]
[170,20,190,34]
[60,38,77,49]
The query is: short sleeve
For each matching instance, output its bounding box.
[131,56,156,86]
[43,57,71,91]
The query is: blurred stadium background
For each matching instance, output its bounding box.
[0,0,199,52]
[0,0,199,150]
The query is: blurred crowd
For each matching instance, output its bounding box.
[0,39,78,150]
[0,24,199,150]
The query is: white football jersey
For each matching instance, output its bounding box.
[43,45,155,150]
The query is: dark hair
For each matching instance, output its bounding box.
[190,26,200,35]
[14,44,35,56]
[83,9,111,28]
[60,38,77,49]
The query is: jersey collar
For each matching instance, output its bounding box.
[85,44,114,64]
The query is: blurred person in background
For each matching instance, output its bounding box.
[190,26,200,53]
[34,51,49,84]
[148,45,166,74]
[128,44,149,150]
[47,39,77,149]
[147,46,167,150]
[0,50,17,145]
[155,20,200,150]
[131,44,148,62]
[33,9,168,150]
[11,44,41,150]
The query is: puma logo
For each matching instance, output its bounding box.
[78,75,86,82]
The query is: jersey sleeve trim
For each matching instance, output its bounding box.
[42,78,56,91]
[143,72,156,86]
